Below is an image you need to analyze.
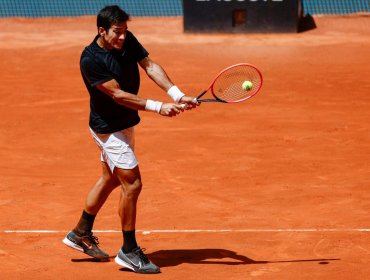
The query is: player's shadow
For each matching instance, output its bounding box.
[71,257,112,263]
[147,249,339,267]
[69,248,339,267]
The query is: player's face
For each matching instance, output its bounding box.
[101,22,128,50]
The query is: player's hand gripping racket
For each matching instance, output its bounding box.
[196,63,263,104]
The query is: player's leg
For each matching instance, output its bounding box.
[116,166,142,249]
[63,161,119,259]
[83,161,121,217]
[114,166,160,274]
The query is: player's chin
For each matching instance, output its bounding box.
[113,41,124,49]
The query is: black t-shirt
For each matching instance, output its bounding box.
[80,31,149,134]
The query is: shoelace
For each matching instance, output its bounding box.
[84,232,100,245]
[134,247,149,264]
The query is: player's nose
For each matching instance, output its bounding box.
[119,32,126,40]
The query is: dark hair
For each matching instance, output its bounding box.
[97,5,130,31]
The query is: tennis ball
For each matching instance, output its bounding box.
[242,80,253,91]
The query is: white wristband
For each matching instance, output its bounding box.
[167,85,185,103]
[145,99,163,113]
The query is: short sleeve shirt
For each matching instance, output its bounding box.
[80,31,149,134]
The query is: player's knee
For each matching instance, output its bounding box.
[126,180,142,198]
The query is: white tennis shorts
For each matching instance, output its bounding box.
[89,127,138,172]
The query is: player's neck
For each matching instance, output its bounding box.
[96,37,111,51]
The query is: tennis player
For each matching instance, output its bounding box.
[62,5,198,274]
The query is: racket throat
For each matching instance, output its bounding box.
[196,90,207,100]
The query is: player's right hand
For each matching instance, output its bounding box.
[179,95,199,109]
[159,103,184,117]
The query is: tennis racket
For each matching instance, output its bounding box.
[195,63,263,103]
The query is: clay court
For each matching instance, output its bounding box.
[0,14,370,279]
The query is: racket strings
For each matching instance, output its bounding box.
[212,65,262,102]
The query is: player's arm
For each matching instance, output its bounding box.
[96,80,145,110]
[96,79,183,117]
[138,57,198,108]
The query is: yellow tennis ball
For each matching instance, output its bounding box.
[242,80,253,91]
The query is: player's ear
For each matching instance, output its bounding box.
[98,27,106,36]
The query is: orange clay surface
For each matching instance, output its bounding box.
[0,15,370,280]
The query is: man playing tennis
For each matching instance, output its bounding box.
[62,5,197,274]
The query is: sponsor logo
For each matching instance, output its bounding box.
[129,258,141,268]
[81,240,93,250]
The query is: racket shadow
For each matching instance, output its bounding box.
[147,249,340,268]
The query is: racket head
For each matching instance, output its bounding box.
[209,63,263,103]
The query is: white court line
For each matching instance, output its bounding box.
[14,97,89,107]
[2,229,370,234]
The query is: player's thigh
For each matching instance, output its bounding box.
[101,161,120,188]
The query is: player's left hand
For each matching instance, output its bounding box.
[179,96,199,110]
